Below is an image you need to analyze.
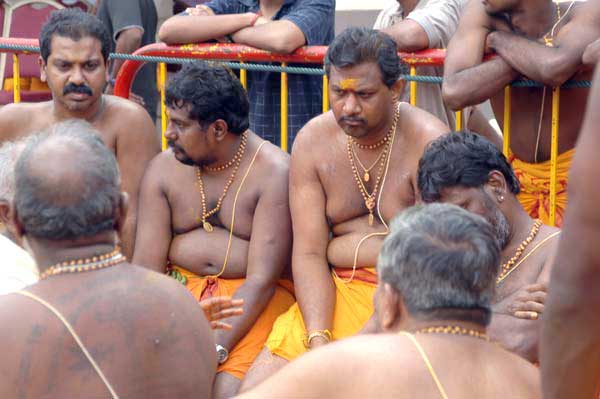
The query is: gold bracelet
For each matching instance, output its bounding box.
[303,329,332,349]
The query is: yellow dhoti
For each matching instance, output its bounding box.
[265,267,377,361]
[171,266,295,380]
[510,149,573,227]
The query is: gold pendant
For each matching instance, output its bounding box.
[369,213,374,226]
[363,172,370,182]
[203,221,214,233]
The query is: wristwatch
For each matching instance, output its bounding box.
[216,344,229,364]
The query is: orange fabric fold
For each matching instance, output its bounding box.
[170,265,295,380]
[332,267,378,285]
[510,149,573,227]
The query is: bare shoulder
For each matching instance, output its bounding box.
[103,95,156,135]
[252,133,290,178]
[143,149,185,187]
[398,102,450,149]
[292,111,338,157]
[0,102,51,141]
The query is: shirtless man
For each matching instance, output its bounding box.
[0,123,215,399]
[240,27,448,389]
[418,131,560,362]
[132,62,294,398]
[442,0,600,227]
[237,204,541,399]
[0,9,159,258]
[541,66,600,398]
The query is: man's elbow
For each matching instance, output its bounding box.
[442,79,469,111]
[268,36,304,54]
[539,59,577,87]
[158,19,184,44]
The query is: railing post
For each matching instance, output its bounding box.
[280,62,288,152]
[12,54,21,103]
[322,72,329,113]
[503,86,511,157]
[409,66,417,106]
[158,62,168,151]
[240,62,247,90]
[549,87,560,226]
[455,110,463,130]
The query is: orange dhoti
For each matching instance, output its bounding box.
[511,149,573,227]
[265,267,377,361]
[171,266,295,380]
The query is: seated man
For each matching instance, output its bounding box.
[241,27,448,389]
[0,139,38,295]
[158,0,335,146]
[442,0,600,226]
[374,0,500,144]
[0,9,159,258]
[132,62,294,398]
[0,122,216,399]
[417,131,560,363]
[237,203,541,399]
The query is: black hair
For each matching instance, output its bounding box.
[40,8,110,62]
[166,62,250,135]
[418,131,520,202]
[324,27,407,87]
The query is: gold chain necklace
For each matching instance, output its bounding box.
[40,247,125,280]
[350,142,386,183]
[347,107,399,226]
[496,219,542,283]
[416,325,489,341]
[352,132,390,150]
[196,131,248,232]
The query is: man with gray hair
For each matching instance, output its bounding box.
[0,139,38,295]
[0,120,219,398]
[237,204,541,399]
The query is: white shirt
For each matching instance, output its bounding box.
[0,235,38,295]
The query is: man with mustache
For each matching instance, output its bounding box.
[417,131,560,363]
[133,61,295,398]
[0,9,159,259]
[442,0,600,227]
[240,27,448,389]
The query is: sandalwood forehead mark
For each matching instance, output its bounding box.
[340,78,359,90]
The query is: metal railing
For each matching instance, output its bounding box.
[0,38,590,226]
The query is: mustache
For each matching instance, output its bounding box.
[167,141,183,152]
[339,117,367,125]
[63,83,93,96]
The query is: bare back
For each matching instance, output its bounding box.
[0,264,215,399]
[295,104,448,269]
[238,334,541,398]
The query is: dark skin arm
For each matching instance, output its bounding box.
[541,65,600,399]
[158,12,257,44]
[487,3,600,87]
[132,155,172,272]
[106,28,143,94]
[583,38,600,67]
[230,19,306,54]
[442,0,519,110]
[215,158,292,352]
[116,108,160,259]
[290,127,335,349]
[380,19,430,52]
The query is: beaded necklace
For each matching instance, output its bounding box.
[496,219,542,283]
[416,325,489,341]
[196,131,248,232]
[40,248,125,280]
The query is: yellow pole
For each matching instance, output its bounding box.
[322,73,329,113]
[549,87,560,226]
[503,86,511,157]
[455,110,463,130]
[159,62,168,151]
[12,54,21,103]
[409,66,417,106]
[240,63,247,90]
[280,63,288,152]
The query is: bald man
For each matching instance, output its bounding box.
[0,121,214,399]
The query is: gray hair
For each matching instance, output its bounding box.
[377,203,500,322]
[14,120,121,240]
[0,138,30,202]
